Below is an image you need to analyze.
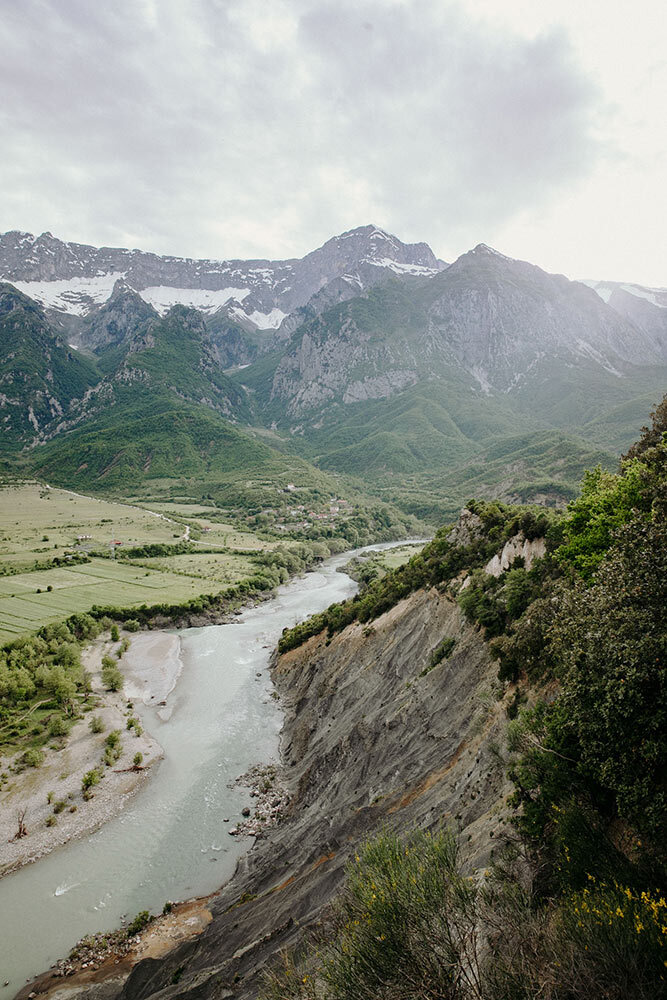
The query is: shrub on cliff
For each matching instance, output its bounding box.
[263,833,667,1000]
[264,830,482,1000]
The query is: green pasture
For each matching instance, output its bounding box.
[132,551,258,584]
[140,502,280,551]
[0,481,181,568]
[0,558,218,643]
[377,543,425,570]
[0,483,293,642]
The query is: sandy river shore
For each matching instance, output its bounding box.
[0,630,182,878]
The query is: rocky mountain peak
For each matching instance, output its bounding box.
[313,223,444,273]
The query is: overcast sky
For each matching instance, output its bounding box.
[1,0,664,284]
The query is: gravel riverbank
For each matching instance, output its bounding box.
[0,631,180,878]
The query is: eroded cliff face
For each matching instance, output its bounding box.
[115,585,512,1000]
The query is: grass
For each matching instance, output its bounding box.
[376,543,425,571]
[0,481,181,570]
[0,560,218,642]
[0,483,295,642]
[339,543,426,589]
[133,552,258,584]
[138,503,281,551]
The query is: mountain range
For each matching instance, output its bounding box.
[0,225,665,521]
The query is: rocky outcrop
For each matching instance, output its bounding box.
[74,280,157,354]
[484,534,546,576]
[87,586,512,1000]
[0,283,98,446]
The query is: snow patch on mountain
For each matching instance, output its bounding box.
[11,274,127,315]
[138,286,250,316]
[245,308,288,329]
[365,258,440,276]
[618,283,667,308]
[581,279,667,309]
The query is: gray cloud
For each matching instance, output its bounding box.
[0,0,600,261]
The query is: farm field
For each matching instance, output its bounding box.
[140,502,280,551]
[0,558,217,643]
[0,482,183,570]
[377,542,426,570]
[133,552,258,585]
[0,483,280,642]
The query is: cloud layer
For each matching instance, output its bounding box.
[0,0,646,278]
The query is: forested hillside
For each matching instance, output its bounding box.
[268,397,666,999]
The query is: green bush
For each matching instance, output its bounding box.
[420,636,456,675]
[89,714,104,734]
[101,657,123,692]
[555,445,663,580]
[81,767,101,791]
[126,910,152,937]
[103,729,122,765]
[21,748,44,768]
[127,716,142,736]
[48,715,69,738]
[485,873,667,1000]
[264,830,481,1000]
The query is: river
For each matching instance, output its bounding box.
[0,542,422,996]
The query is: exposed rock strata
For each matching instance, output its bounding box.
[52,585,512,1000]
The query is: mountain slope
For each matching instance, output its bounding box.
[0,283,100,452]
[229,247,665,517]
[255,246,664,426]
[2,228,665,525]
[29,397,281,490]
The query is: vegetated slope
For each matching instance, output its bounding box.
[3,295,294,494]
[260,400,666,999]
[29,397,277,490]
[0,284,99,453]
[109,304,250,421]
[4,233,665,530]
[234,248,665,518]
[0,283,420,531]
[75,280,158,372]
[21,401,667,1000]
[243,245,664,426]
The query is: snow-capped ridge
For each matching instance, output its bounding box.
[0,224,441,331]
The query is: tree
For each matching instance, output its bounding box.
[89,714,104,734]
[81,768,101,792]
[10,807,28,841]
[551,518,667,840]
[101,656,123,692]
